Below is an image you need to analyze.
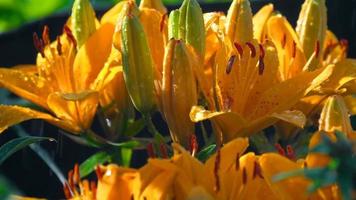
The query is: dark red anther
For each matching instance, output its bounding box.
[246,42,256,58]
[252,161,264,179]
[56,36,62,55]
[190,134,198,156]
[226,55,236,74]
[235,153,240,171]
[147,143,156,158]
[340,39,349,53]
[214,148,221,192]
[33,32,45,57]
[259,44,265,58]
[63,25,77,48]
[274,143,286,156]
[234,42,243,57]
[323,43,337,60]
[42,25,50,46]
[242,167,248,185]
[95,166,104,181]
[286,145,296,160]
[314,40,320,58]
[258,57,264,75]
[292,41,297,58]
[160,13,168,33]
[281,33,287,49]
[159,143,168,158]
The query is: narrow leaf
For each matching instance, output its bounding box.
[79,151,111,178]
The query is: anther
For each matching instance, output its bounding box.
[259,44,265,58]
[235,153,240,171]
[42,25,50,46]
[258,57,264,75]
[67,169,74,189]
[234,42,243,57]
[160,143,168,158]
[147,143,156,158]
[160,13,168,33]
[226,55,236,74]
[286,145,296,160]
[246,42,256,58]
[274,143,286,156]
[281,33,287,49]
[214,148,221,192]
[242,167,247,185]
[190,134,198,156]
[314,40,320,58]
[33,32,45,57]
[252,161,264,179]
[63,25,77,48]
[292,41,297,58]
[56,36,62,55]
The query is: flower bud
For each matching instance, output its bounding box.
[226,0,253,43]
[319,95,353,134]
[296,0,327,70]
[121,12,156,114]
[71,0,97,48]
[168,0,205,57]
[162,40,198,147]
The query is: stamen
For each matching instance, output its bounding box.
[67,169,74,189]
[286,145,296,160]
[33,32,45,57]
[314,40,320,58]
[214,148,221,192]
[235,153,240,171]
[160,143,168,158]
[147,143,156,158]
[160,13,168,33]
[226,55,236,74]
[95,166,104,181]
[252,161,264,179]
[258,57,264,75]
[56,36,62,55]
[42,25,50,46]
[259,44,265,58]
[281,33,287,49]
[63,184,72,199]
[63,25,77,48]
[246,42,256,58]
[340,39,349,53]
[73,164,80,185]
[190,134,198,156]
[292,41,297,58]
[274,143,286,156]
[234,42,243,57]
[323,43,337,60]
[242,167,247,185]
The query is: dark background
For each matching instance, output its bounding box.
[0,0,356,198]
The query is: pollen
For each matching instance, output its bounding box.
[226,55,236,74]
[234,42,244,57]
[246,42,256,58]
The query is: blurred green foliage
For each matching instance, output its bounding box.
[0,0,231,33]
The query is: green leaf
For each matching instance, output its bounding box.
[0,136,54,165]
[107,140,141,148]
[196,144,216,162]
[14,126,67,185]
[79,151,111,178]
[0,175,17,200]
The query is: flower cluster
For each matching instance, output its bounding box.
[0,0,355,199]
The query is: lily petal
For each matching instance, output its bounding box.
[73,23,115,91]
[0,105,73,134]
[253,4,273,42]
[0,67,49,109]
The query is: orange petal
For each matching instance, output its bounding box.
[47,90,99,131]
[0,67,49,109]
[73,23,115,91]
[253,4,273,42]
[0,105,74,134]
